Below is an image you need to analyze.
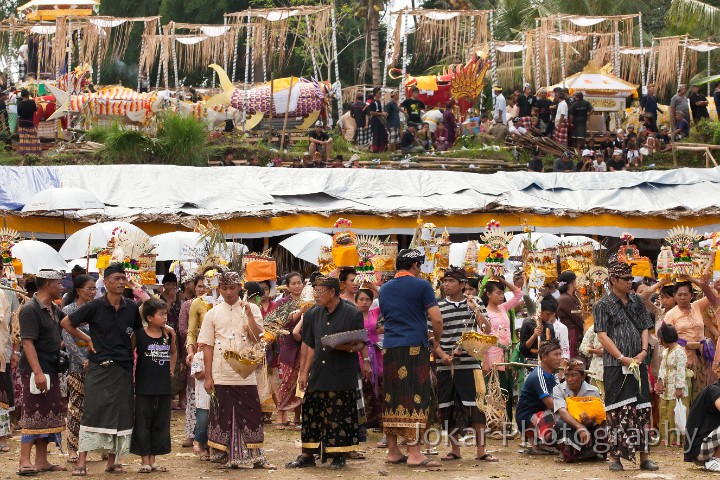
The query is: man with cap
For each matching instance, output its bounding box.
[591,151,607,172]
[569,92,593,149]
[61,262,143,475]
[492,86,507,125]
[379,249,443,468]
[552,151,575,173]
[287,276,369,470]
[594,255,657,472]
[197,271,273,469]
[434,267,497,462]
[648,125,672,154]
[607,149,627,172]
[17,269,67,475]
[308,121,333,161]
[577,149,594,172]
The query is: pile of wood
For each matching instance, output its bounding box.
[508,132,575,158]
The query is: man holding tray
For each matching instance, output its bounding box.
[288,276,370,470]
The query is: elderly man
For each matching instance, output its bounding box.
[198,272,273,469]
[379,249,443,468]
[287,276,369,470]
[594,255,657,472]
[17,270,67,475]
[669,84,689,129]
[688,84,710,123]
[673,111,690,141]
[62,262,142,475]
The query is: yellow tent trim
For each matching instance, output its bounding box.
[25,9,94,20]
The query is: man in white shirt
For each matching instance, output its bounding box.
[493,86,507,125]
[17,43,28,82]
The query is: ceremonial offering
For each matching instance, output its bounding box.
[331,218,359,267]
[479,220,512,279]
[0,228,22,283]
[355,235,382,284]
[665,226,701,277]
[459,331,498,360]
[298,279,315,309]
[223,343,265,379]
[371,240,398,273]
[656,246,674,279]
[320,329,368,349]
[617,232,652,277]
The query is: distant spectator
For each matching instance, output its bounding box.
[569,92,593,149]
[673,111,690,140]
[312,151,326,168]
[607,149,627,172]
[399,124,424,155]
[669,84,689,129]
[400,87,425,127]
[350,93,368,145]
[442,100,458,145]
[385,90,401,152]
[535,88,553,135]
[626,140,642,167]
[331,155,344,168]
[577,149,594,172]
[649,125,673,154]
[301,152,313,168]
[339,110,356,142]
[528,151,544,173]
[625,124,638,144]
[415,122,432,151]
[348,154,363,169]
[308,121,333,161]
[592,153,607,172]
[493,86,507,125]
[248,157,261,167]
[219,150,235,167]
[552,151,575,173]
[642,114,658,135]
[291,158,302,168]
[640,83,661,131]
[433,123,450,152]
[688,84,710,123]
[714,84,720,120]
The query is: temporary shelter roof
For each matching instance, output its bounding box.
[17,0,99,21]
[548,61,638,97]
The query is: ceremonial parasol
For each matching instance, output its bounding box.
[22,187,105,239]
[279,231,332,265]
[59,221,147,260]
[151,231,203,261]
[507,233,562,258]
[11,240,69,274]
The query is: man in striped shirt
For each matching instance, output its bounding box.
[433,267,497,462]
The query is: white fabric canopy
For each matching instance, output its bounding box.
[259,10,299,22]
[568,17,606,27]
[620,47,652,55]
[200,26,230,37]
[423,12,460,20]
[688,44,719,52]
[496,44,525,53]
[89,18,127,28]
[176,36,205,45]
[550,34,586,44]
[30,25,55,35]
[12,240,69,274]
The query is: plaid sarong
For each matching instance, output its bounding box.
[515,116,533,130]
[387,127,400,145]
[18,125,42,156]
[18,61,27,82]
[698,425,720,462]
[553,121,569,146]
[531,409,557,445]
[356,127,370,147]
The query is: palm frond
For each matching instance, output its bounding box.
[667,0,720,31]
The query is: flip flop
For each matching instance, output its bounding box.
[476,453,499,462]
[16,467,39,476]
[71,467,87,477]
[441,452,462,461]
[151,464,168,472]
[40,464,68,472]
[138,465,152,474]
[105,464,127,474]
[253,462,277,470]
[385,455,408,465]
[0,444,10,453]
[407,458,442,469]
[67,456,79,463]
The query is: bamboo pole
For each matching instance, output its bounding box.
[534,20,540,89]
[280,76,296,151]
[155,21,163,89]
[521,31,526,87]
[678,34,688,87]
[171,23,180,91]
[490,10,497,87]
[400,8,409,104]
[558,18,566,86]
[331,3,342,126]
[242,13,251,134]
[638,13,646,91]
[232,24,239,83]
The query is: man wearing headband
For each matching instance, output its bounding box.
[288,276,368,470]
[515,339,563,455]
[17,270,66,475]
[434,267,496,462]
[594,255,657,472]
[196,270,273,469]
[378,249,443,468]
[62,263,143,475]
[552,357,604,463]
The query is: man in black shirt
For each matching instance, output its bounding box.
[607,149,627,172]
[287,276,369,470]
[349,93,367,145]
[62,262,143,476]
[714,84,720,121]
[0,90,9,143]
[689,85,710,123]
[516,84,536,130]
[308,121,333,161]
[569,92,593,149]
[527,151,544,173]
[17,269,66,475]
[639,83,661,131]
[399,124,424,154]
[684,380,720,471]
[400,87,425,126]
[535,88,553,136]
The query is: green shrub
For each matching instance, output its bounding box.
[100,126,155,164]
[85,123,118,143]
[156,113,208,166]
[688,119,720,145]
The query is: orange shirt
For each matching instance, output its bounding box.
[664,297,710,367]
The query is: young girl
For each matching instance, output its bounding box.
[131,298,177,473]
[656,323,689,447]
[191,350,210,460]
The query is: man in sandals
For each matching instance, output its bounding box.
[434,267,498,463]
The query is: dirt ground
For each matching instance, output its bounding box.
[0,411,710,479]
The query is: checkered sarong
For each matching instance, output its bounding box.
[531,409,557,445]
[553,121,569,146]
[698,425,720,462]
[387,127,400,145]
[515,116,533,130]
[356,126,370,147]
[18,61,27,82]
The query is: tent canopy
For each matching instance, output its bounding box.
[17,0,98,21]
[548,61,638,98]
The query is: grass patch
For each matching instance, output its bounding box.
[99,125,156,164]
[156,113,208,166]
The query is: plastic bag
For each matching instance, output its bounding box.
[674,398,687,433]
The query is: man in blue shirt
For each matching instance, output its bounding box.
[516,337,563,454]
[379,249,443,468]
[673,111,690,140]
[639,83,661,131]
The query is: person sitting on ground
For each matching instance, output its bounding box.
[301,152,313,168]
[399,124,425,155]
[672,111,690,141]
[331,155,344,168]
[685,364,720,472]
[479,114,491,133]
[527,150,544,173]
[592,153,607,172]
[291,158,302,168]
[415,122,432,151]
[248,157,261,167]
[488,114,509,143]
[625,124,638,144]
[220,150,235,167]
[553,358,606,463]
[312,151,326,168]
[648,125,673,154]
[642,114,659,135]
[308,121,333,161]
[552,151,575,173]
[516,338,563,454]
[607,149,627,172]
[626,140,642,168]
[433,123,450,152]
[577,149,594,172]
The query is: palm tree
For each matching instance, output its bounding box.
[667,0,720,35]
[367,0,383,85]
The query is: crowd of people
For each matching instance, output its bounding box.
[6,247,720,475]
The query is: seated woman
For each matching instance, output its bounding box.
[515,338,563,454]
[553,358,606,463]
[433,123,450,151]
[684,374,720,471]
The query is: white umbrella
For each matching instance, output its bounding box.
[151,231,203,261]
[559,235,605,250]
[21,187,104,212]
[507,233,562,257]
[279,231,332,265]
[68,257,98,273]
[59,221,147,260]
[11,240,69,274]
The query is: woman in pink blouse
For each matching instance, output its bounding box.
[481,277,522,428]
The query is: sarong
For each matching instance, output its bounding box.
[18,125,42,156]
[571,122,587,139]
[302,389,359,461]
[276,360,302,412]
[528,409,556,445]
[361,374,383,428]
[697,425,720,462]
[20,371,64,446]
[691,359,708,403]
[66,371,85,452]
[208,384,265,466]
[437,369,487,431]
[382,346,431,441]
[184,374,196,439]
[78,362,133,458]
[553,121,569,146]
[515,117,533,130]
[371,123,388,153]
[0,365,14,410]
[356,126,370,147]
[603,365,651,462]
[18,61,27,82]
[555,418,606,462]
[256,364,281,414]
[387,127,400,145]
[130,394,172,456]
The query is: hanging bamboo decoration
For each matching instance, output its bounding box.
[8,16,14,83]
[490,10,497,87]
[307,15,320,80]
[543,21,550,87]
[591,33,597,59]
[249,23,254,85]
[534,21,541,90]
[231,24,239,83]
[638,13,646,90]
[400,8,409,103]
[261,24,267,82]
[613,20,620,76]
[222,17,229,73]
[678,34,688,87]
[557,18,566,86]
[243,12,251,133]
[155,22,163,89]
[708,51,711,97]
[521,31,526,87]
[469,15,476,61]
[331,4,342,124]
[162,26,170,89]
[67,18,73,75]
[171,24,179,90]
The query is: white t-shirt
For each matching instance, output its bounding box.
[422,109,443,133]
[191,351,210,410]
[553,318,571,359]
[494,94,507,124]
[592,159,607,172]
[18,44,28,64]
[555,101,569,126]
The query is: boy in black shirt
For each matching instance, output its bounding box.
[400,87,425,126]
